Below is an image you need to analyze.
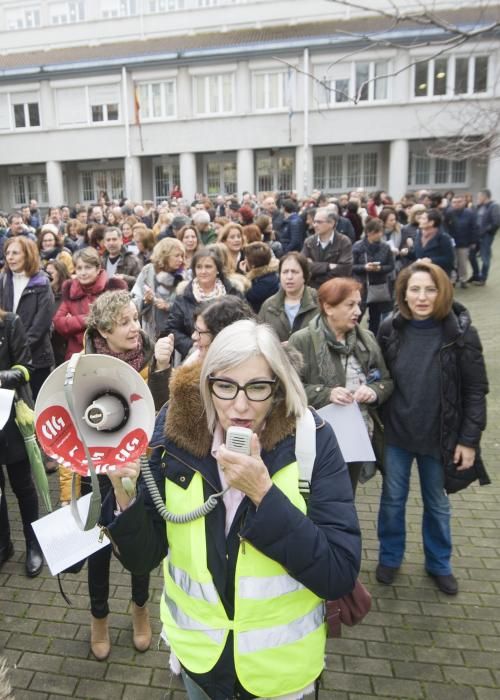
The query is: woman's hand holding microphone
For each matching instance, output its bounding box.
[106,460,141,512]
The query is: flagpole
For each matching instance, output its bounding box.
[122,66,131,160]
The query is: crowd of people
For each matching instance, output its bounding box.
[0,184,492,699]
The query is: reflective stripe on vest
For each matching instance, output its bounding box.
[239,572,305,599]
[160,459,327,696]
[238,602,324,654]
[168,561,219,605]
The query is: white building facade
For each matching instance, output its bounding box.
[0,0,498,209]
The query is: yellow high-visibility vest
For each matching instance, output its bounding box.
[160,461,326,698]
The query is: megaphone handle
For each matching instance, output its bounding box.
[121,477,135,498]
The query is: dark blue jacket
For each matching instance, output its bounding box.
[102,361,361,699]
[444,206,478,247]
[476,200,500,238]
[279,212,306,253]
[410,229,455,275]
[245,266,280,313]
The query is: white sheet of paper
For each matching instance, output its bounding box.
[32,493,110,576]
[0,388,15,430]
[317,402,376,463]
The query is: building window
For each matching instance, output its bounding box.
[256,151,295,194]
[11,174,48,207]
[415,56,489,98]
[136,81,176,120]
[204,157,237,196]
[88,85,121,124]
[6,6,41,30]
[13,102,40,129]
[315,61,388,105]
[313,150,378,192]
[253,71,293,111]
[408,151,467,187]
[81,168,124,202]
[154,162,180,203]
[194,74,234,115]
[147,0,184,9]
[101,0,137,18]
[49,1,85,23]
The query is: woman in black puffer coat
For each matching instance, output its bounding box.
[375,261,489,597]
[0,310,43,578]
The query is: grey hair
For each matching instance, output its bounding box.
[192,210,210,226]
[199,319,307,433]
[317,207,338,225]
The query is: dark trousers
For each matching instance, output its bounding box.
[0,459,39,546]
[82,474,150,618]
[29,367,51,401]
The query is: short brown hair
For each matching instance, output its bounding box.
[395,261,453,321]
[279,252,310,285]
[317,278,362,315]
[73,246,101,269]
[244,242,271,269]
[243,224,262,243]
[4,237,40,276]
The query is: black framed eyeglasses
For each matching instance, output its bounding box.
[208,376,277,401]
[193,326,212,337]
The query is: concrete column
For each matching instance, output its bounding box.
[237,149,254,196]
[486,152,500,203]
[125,155,142,202]
[180,152,197,202]
[46,160,65,205]
[295,145,313,198]
[388,139,409,201]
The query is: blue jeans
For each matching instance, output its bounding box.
[479,232,495,281]
[377,445,452,575]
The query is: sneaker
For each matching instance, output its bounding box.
[473,280,485,286]
[459,282,468,289]
[427,572,458,595]
[376,564,399,585]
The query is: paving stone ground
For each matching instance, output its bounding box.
[1,241,499,699]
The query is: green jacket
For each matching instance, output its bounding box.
[258,286,318,342]
[288,316,393,409]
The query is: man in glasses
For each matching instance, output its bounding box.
[301,208,353,289]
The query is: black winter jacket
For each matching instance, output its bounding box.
[352,238,395,293]
[0,271,55,369]
[101,362,361,699]
[0,312,33,464]
[377,303,490,493]
[161,280,242,359]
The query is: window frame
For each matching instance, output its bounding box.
[407,150,469,188]
[252,69,293,113]
[314,59,390,107]
[312,146,381,192]
[413,54,490,99]
[193,73,235,116]
[135,80,177,121]
[12,100,41,130]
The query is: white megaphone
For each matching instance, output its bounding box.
[34,354,156,529]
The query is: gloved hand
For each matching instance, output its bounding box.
[0,368,27,390]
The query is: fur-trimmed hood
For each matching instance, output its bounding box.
[246,264,277,282]
[164,361,296,458]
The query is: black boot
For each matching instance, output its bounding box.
[25,539,43,578]
[0,540,14,569]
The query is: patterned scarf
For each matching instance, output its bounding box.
[191,277,227,302]
[92,333,145,373]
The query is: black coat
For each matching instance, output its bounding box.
[0,271,55,369]
[0,313,33,464]
[377,303,490,493]
[352,238,395,288]
[245,266,280,313]
[161,280,242,359]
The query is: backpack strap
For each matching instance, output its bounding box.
[295,408,316,497]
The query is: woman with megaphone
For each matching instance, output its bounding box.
[80,289,174,661]
[100,319,361,699]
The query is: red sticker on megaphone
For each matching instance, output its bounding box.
[36,405,149,476]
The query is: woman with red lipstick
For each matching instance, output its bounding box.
[376,261,489,595]
[289,277,393,492]
[76,290,174,661]
[102,319,361,700]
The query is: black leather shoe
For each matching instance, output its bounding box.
[427,572,458,595]
[376,564,399,585]
[0,541,14,569]
[25,541,43,578]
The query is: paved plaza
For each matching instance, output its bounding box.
[1,242,499,700]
